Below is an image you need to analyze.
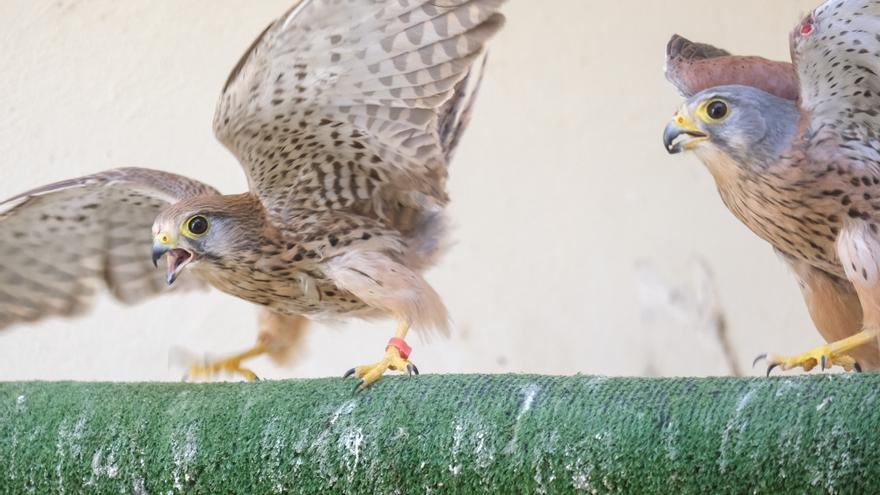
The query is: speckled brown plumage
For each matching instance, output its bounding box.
[664,0,880,372]
[0,0,507,384]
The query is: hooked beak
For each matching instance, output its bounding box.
[152,234,194,286]
[663,113,708,154]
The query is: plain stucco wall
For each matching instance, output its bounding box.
[0,0,821,380]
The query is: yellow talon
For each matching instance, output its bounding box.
[758,330,876,375]
[184,343,266,382]
[344,321,418,391]
[344,346,418,391]
[760,348,859,374]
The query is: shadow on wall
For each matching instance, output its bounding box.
[636,256,741,376]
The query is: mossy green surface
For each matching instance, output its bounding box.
[0,373,878,494]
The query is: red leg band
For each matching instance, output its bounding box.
[386,337,412,360]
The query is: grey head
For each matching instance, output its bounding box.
[663,85,800,170]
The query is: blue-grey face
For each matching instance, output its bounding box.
[663,85,800,170]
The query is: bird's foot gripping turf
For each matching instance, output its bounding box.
[184,343,266,382]
[756,330,877,375]
[344,338,418,392]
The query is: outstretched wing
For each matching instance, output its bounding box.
[791,0,880,151]
[0,167,218,330]
[214,0,505,226]
[665,34,798,100]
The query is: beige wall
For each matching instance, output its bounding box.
[0,0,821,381]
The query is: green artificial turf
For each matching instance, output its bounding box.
[0,373,877,494]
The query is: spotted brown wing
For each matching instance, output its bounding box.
[791,1,880,147]
[213,0,505,226]
[0,167,218,330]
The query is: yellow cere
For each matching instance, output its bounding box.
[673,112,700,132]
[158,232,171,245]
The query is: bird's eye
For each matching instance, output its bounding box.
[705,100,729,121]
[183,215,209,238]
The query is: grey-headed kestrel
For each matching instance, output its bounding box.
[0,0,506,388]
[663,0,880,374]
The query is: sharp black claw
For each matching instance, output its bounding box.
[766,363,779,377]
[343,368,356,379]
[855,362,863,373]
[252,375,261,381]
[821,355,827,370]
[353,379,364,393]
[407,363,420,376]
[753,353,768,368]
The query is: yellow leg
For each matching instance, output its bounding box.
[344,320,418,391]
[757,329,877,375]
[185,342,266,381]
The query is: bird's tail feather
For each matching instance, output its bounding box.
[439,52,490,162]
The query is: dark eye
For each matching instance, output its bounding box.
[706,100,729,121]
[187,215,208,236]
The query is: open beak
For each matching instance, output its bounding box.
[663,113,708,154]
[152,236,194,286]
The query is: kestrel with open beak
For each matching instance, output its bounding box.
[0,0,506,388]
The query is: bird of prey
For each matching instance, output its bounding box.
[662,0,880,374]
[0,0,506,388]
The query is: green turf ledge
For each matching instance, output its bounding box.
[0,374,877,494]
